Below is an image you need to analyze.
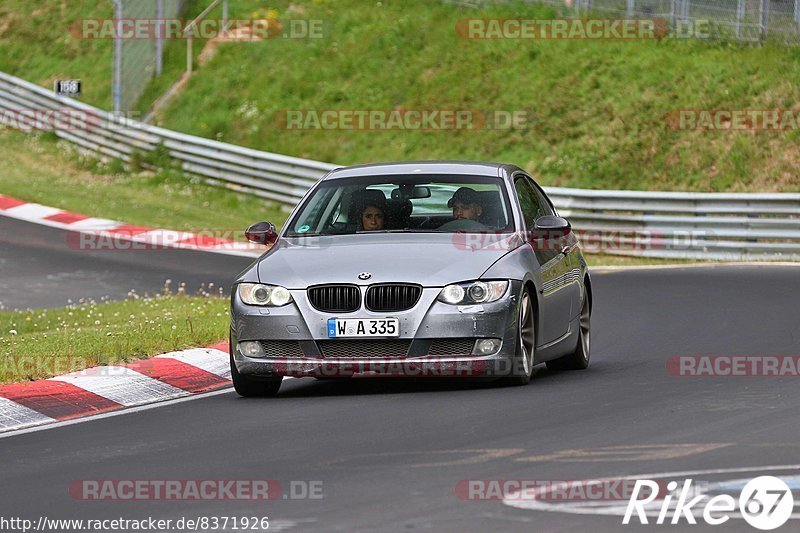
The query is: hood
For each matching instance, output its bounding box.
[257,232,519,288]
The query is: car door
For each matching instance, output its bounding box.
[513,176,571,344]
[531,179,582,322]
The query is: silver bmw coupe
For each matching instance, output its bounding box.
[230,161,591,396]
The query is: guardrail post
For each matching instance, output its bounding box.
[759,0,768,42]
[156,0,164,76]
[670,0,676,31]
[795,0,800,31]
[222,0,229,36]
[736,0,744,38]
[112,0,123,115]
[187,27,193,76]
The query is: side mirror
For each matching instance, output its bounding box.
[245,222,278,246]
[532,215,571,240]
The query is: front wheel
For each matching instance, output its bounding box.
[546,285,590,371]
[502,287,535,386]
[230,354,282,397]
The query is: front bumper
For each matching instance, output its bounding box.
[230,280,523,378]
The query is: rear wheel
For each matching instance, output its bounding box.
[546,285,590,371]
[230,354,282,397]
[502,287,535,386]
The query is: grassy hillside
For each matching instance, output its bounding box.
[2,0,800,192]
[151,0,800,192]
[0,129,285,232]
[0,0,205,111]
[0,0,118,110]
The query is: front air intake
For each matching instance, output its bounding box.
[307,284,361,313]
[365,284,422,312]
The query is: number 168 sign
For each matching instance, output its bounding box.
[55,79,81,97]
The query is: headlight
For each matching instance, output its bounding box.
[438,280,508,305]
[238,283,293,306]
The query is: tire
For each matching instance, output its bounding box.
[502,286,535,386]
[230,354,282,397]
[546,285,591,371]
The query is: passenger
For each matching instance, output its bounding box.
[360,203,385,231]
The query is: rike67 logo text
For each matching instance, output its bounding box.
[624,476,793,530]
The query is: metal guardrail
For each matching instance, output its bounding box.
[0,72,332,206]
[1,71,799,261]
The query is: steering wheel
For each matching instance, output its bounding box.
[437,219,488,232]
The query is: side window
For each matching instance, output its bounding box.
[529,179,556,217]
[517,177,560,265]
[513,178,543,230]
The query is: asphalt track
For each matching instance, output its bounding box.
[2,216,800,532]
[0,216,254,310]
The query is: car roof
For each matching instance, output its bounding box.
[323,161,524,181]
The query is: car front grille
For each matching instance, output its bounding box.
[318,340,411,358]
[365,284,422,312]
[427,338,475,356]
[259,340,305,358]
[307,285,361,313]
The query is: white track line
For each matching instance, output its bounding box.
[50,367,188,407]
[4,203,63,219]
[0,397,56,430]
[156,348,231,378]
[0,376,298,440]
[0,387,234,440]
[0,195,261,258]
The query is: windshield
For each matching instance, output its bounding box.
[285,175,514,236]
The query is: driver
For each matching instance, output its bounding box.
[448,187,483,221]
[438,187,487,231]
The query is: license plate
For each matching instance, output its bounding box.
[327,318,399,338]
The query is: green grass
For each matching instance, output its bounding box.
[150,0,800,192]
[0,129,287,232]
[4,1,800,193]
[582,253,698,267]
[0,0,207,112]
[2,1,798,267]
[0,130,694,267]
[0,0,115,109]
[0,289,228,383]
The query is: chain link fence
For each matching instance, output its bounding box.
[451,0,800,43]
[112,0,186,115]
[572,0,800,42]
